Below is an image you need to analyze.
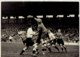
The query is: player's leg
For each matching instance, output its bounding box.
[54,45,60,52]
[37,28,42,44]
[41,39,52,54]
[59,44,67,52]
[59,44,64,52]
[33,32,42,55]
[53,39,60,52]
[40,32,47,55]
[46,44,52,53]
[59,39,67,52]
[46,33,52,53]
[57,39,64,52]
[32,43,39,57]
[20,39,29,55]
[47,40,54,53]
[41,39,46,55]
[32,30,42,57]
[42,44,47,55]
[61,39,67,52]
[20,46,28,55]
[41,39,52,55]
[63,45,67,52]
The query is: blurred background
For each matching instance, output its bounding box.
[1,2,79,43]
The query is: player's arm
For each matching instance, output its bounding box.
[34,17,42,22]
[30,32,38,35]
[52,34,56,39]
[54,33,57,38]
[59,33,63,38]
[50,34,55,40]
[34,17,38,21]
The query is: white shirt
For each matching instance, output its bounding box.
[9,36,13,39]
[27,27,35,38]
[48,32,55,40]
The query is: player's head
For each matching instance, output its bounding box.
[58,29,61,32]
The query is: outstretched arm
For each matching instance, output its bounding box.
[34,17,38,22]
[34,17,37,20]
[34,17,42,22]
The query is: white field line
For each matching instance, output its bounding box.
[64,42,79,45]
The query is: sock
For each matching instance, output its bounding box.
[47,47,52,52]
[54,46,59,52]
[64,47,67,52]
[61,47,63,52]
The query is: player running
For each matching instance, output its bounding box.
[18,25,35,55]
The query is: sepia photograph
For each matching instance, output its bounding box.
[1,2,79,57]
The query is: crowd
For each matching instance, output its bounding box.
[1,24,79,43]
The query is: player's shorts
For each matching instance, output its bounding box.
[57,38,64,45]
[49,38,64,45]
[23,38,34,46]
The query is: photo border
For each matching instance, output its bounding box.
[0,0,79,57]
